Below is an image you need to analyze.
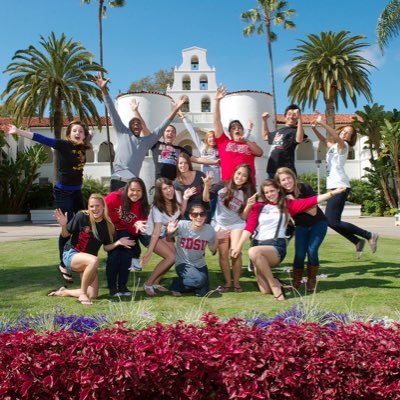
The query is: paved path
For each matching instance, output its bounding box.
[0,217,399,243]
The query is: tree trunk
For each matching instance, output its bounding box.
[265,18,277,131]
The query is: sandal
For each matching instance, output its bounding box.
[153,284,168,292]
[144,283,155,296]
[234,286,243,293]
[274,291,286,301]
[58,264,73,284]
[216,285,231,293]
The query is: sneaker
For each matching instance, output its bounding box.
[118,287,132,296]
[247,260,254,273]
[109,288,121,297]
[355,239,366,259]
[143,283,155,296]
[369,233,379,253]
[171,290,182,297]
[153,284,168,292]
[129,258,142,272]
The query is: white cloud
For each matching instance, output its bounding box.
[275,62,295,77]
[359,44,386,69]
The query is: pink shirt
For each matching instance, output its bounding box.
[216,134,256,182]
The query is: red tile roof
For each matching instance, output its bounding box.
[0,114,361,128]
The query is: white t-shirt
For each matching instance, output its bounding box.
[145,206,180,237]
[254,203,287,240]
[326,142,350,189]
[214,187,246,230]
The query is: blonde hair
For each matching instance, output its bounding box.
[86,193,115,242]
[204,130,216,152]
[275,167,301,198]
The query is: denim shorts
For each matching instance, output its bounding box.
[62,248,79,273]
[251,237,287,262]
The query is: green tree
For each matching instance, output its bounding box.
[241,0,295,128]
[2,32,105,139]
[129,68,174,93]
[285,31,374,127]
[377,0,400,52]
[81,0,125,173]
[353,104,396,208]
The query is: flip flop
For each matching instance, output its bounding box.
[78,294,93,305]
[234,286,243,293]
[58,264,73,284]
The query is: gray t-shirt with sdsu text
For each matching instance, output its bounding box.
[175,220,216,268]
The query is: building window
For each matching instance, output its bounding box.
[98,142,115,162]
[182,75,191,90]
[348,148,355,160]
[181,98,190,112]
[201,96,211,112]
[200,75,208,90]
[191,56,199,70]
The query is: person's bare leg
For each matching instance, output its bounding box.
[230,230,244,290]
[249,246,283,300]
[218,236,232,289]
[145,239,176,286]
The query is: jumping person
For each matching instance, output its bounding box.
[213,86,263,183]
[262,105,307,179]
[312,112,379,258]
[49,194,134,305]
[95,73,187,191]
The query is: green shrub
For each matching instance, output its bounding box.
[297,172,326,194]
[82,176,108,207]
[25,183,55,209]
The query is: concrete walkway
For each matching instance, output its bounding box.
[0,216,399,243]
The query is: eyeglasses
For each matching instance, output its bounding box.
[190,212,206,218]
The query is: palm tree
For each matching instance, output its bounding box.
[377,0,400,52]
[241,0,296,129]
[81,0,125,172]
[285,31,374,128]
[2,32,105,138]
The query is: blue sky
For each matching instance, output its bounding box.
[1,0,398,115]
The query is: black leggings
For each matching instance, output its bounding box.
[324,188,371,245]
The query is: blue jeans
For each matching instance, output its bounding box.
[106,230,141,291]
[325,188,371,245]
[293,220,328,269]
[171,263,209,297]
[54,187,84,263]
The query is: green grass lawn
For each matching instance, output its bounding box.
[0,235,399,320]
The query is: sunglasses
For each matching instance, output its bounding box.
[190,212,206,218]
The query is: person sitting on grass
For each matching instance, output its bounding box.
[48,194,135,305]
[167,204,221,297]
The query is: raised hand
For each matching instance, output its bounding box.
[167,219,179,235]
[134,220,147,233]
[2,124,17,135]
[54,208,68,226]
[130,98,139,112]
[215,85,227,100]
[183,186,197,199]
[202,171,214,186]
[94,72,110,91]
[261,112,270,120]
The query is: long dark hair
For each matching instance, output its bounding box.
[222,164,255,213]
[121,177,149,216]
[153,177,179,216]
[175,152,194,184]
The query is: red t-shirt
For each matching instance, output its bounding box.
[105,191,147,236]
[216,134,256,182]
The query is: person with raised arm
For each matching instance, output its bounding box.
[231,179,346,301]
[95,73,187,191]
[49,194,135,305]
[312,112,379,258]
[2,120,91,284]
[262,105,307,179]
[213,86,263,183]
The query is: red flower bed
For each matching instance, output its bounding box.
[1,314,400,399]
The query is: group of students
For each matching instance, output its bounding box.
[1,79,379,304]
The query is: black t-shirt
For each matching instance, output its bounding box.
[151,141,191,180]
[64,211,113,255]
[292,183,326,227]
[267,126,307,176]
[55,140,87,186]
